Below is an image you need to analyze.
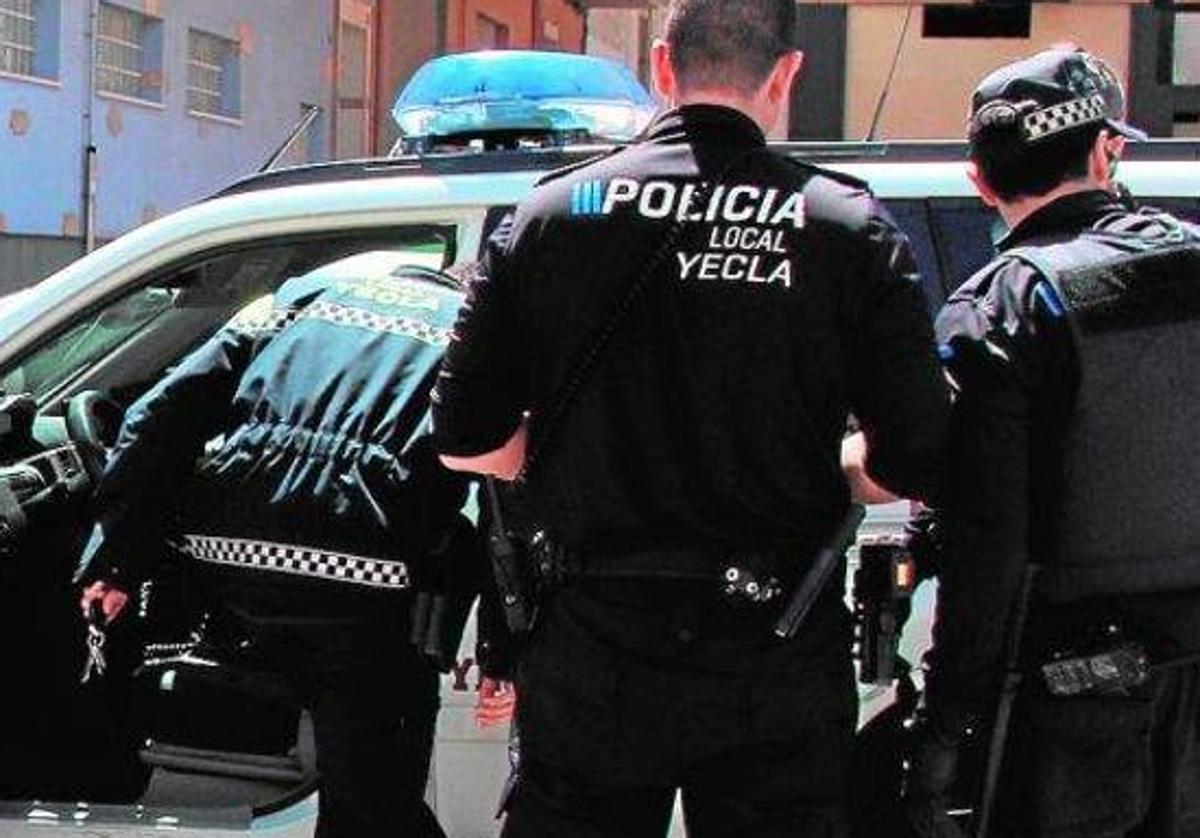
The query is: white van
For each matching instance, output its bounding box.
[0,137,1196,837]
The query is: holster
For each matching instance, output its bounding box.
[854,534,917,685]
[409,590,476,673]
[409,513,489,672]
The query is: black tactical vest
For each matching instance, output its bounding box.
[1009,215,1200,601]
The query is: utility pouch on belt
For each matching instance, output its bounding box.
[853,534,917,685]
[1041,640,1150,697]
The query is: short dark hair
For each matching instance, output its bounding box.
[970,118,1103,202]
[664,0,795,92]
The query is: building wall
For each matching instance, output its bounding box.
[444,0,584,52]
[844,3,1134,140]
[0,0,335,279]
[587,7,646,76]
[539,0,585,51]
[375,0,441,154]
[1129,6,1200,138]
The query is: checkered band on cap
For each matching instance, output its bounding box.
[300,301,452,347]
[1022,93,1107,142]
[180,534,411,590]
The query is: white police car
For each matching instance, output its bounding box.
[0,51,1196,837]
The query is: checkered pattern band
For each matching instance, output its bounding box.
[300,301,452,347]
[228,306,300,338]
[180,534,411,590]
[1023,94,1107,142]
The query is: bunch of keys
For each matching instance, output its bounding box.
[80,601,108,684]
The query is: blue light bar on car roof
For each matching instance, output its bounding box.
[392,50,659,147]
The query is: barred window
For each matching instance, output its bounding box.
[97,2,161,102]
[0,0,36,77]
[1176,13,1200,86]
[336,21,370,156]
[188,28,240,118]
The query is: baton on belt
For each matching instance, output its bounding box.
[774,504,867,639]
[973,563,1038,838]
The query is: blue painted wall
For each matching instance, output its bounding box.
[0,0,335,242]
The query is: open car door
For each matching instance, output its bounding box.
[0,225,456,833]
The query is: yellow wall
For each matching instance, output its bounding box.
[843,4,1133,140]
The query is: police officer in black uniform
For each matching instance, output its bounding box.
[902,48,1200,838]
[433,2,948,835]
[76,265,474,838]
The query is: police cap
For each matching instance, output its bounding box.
[968,47,1147,146]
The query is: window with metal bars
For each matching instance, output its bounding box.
[96,2,161,102]
[187,28,239,118]
[0,0,36,77]
[336,21,369,156]
[1176,12,1200,86]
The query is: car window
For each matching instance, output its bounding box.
[927,199,1001,297]
[1,287,176,400]
[1144,197,1200,225]
[0,226,456,405]
[883,199,946,314]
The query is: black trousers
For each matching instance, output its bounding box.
[233,610,446,838]
[988,592,1200,838]
[502,579,858,838]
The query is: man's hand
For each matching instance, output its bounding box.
[842,432,902,505]
[476,677,516,729]
[80,580,129,624]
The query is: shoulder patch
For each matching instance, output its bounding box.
[1032,281,1067,320]
[781,156,869,191]
[534,145,629,187]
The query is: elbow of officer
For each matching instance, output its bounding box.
[437,418,528,480]
[856,417,948,508]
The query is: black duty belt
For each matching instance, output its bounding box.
[547,543,801,604]
[544,507,866,624]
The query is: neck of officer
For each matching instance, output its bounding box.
[674,88,774,135]
[996,177,1108,232]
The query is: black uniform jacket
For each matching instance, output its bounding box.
[433,105,948,554]
[77,268,469,615]
[926,189,1200,717]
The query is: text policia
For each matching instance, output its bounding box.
[572,176,805,288]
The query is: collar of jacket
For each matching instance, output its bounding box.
[643,104,767,148]
[999,189,1128,250]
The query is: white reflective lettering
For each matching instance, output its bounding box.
[705,185,727,222]
[770,193,806,229]
[721,254,749,280]
[602,178,639,213]
[677,251,704,278]
[739,228,762,250]
[746,255,768,282]
[756,188,780,224]
[676,183,703,221]
[723,185,760,222]
[640,182,677,219]
[698,253,723,280]
[768,260,794,287]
